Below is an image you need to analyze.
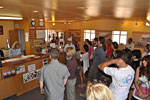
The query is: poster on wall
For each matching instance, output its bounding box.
[23,69,40,83]
[25,32,29,42]
[68,29,81,42]
[16,65,25,74]
[99,32,111,37]
[0,26,3,35]
[36,30,45,38]
[141,35,150,42]
[28,64,36,72]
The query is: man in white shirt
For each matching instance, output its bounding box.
[125,38,134,50]
[64,37,75,52]
[98,52,135,100]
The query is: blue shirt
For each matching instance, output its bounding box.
[9,48,21,58]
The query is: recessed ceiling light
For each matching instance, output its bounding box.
[77,7,87,10]
[52,23,55,26]
[33,10,39,13]
[0,6,4,9]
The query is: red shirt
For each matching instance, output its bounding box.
[106,45,113,58]
[88,46,93,60]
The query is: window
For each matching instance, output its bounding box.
[112,31,127,44]
[45,29,48,42]
[45,30,56,42]
[84,30,95,41]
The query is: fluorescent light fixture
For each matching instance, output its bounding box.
[52,11,55,22]
[114,0,134,18]
[85,0,101,16]
[0,16,23,20]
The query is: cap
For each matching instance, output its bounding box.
[67,37,72,41]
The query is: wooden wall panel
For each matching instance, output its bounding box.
[0,58,45,99]
[15,59,43,96]
[0,68,2,79]
[9,30,19,47]
[0,77,17,99]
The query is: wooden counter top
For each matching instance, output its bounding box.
[1,52,66,68]
[1,55,48,68]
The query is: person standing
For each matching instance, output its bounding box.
[39,48,70,100]
[132,55,150,100]
[64,38,75,52]
[9,41,21,58]
[125,38,134,50]
[98,51,135,100]
[106,39,113,58]
[79,44,89,88]
[86,82,113,100]
[142,43,150,57]
[66,47,77,100]
[89,37,107,82]
[111,41,119,59]
[85,39,93,61]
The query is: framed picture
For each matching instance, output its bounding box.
[0,26,3,35]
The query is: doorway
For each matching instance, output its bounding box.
[18,30,25,55]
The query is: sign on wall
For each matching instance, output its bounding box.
[23,69,40,83]
[142,35,150,42]
[28,64,36,72]
[16,65,25,74]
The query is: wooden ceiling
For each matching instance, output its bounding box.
[0,0,150,22]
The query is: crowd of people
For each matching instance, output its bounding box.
[39,37,150,100]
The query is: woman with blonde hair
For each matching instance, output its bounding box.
[86,82,113,100]
[66,47,78,100]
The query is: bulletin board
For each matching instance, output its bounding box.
[29,26,45,39]
[36,30,45,39]
[68,29,81,42]
[29,26,36,39]
[132,31,150,47]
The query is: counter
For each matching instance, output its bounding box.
[0,53,66,100]
[0,55,48,99]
